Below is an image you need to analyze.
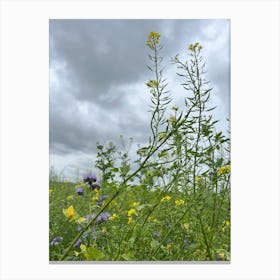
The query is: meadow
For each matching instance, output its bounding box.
[49,32,230,261]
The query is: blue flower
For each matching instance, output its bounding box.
[74,238,82,249]
[97,212,111,224]
[50,236,63,246]
[83,174,97,184]
[76,187,84,195]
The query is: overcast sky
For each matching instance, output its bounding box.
[50,19,230,181]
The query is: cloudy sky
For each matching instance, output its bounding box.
[50,19,230,181]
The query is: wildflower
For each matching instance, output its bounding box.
[127,209,137,217]
[49,189,53,194]
[97,212,111,224]
[108,213,118,221]
[76,187,84,195]
[168,116,176,123]
[195,177,202,183]
[146,31,161,49]
[182,223,190,230]
[132,202,140,207]
[74,239,82,249]
[153,231,160,238]
[83,174,97,183]
[63,205,76,220]
[77,217,87,224]
[225,220,230,227]
[66,195,73,200]
[175,199,185,206]
[146,79,159,88]
[128,217,134,224]
[161,195,171,203]
[50,236,63,246]
[217,165,230,176]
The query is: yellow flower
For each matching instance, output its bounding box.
[128,217,134,224]
[168,116,176,123]
[66,195,73,201]
[182,223,190,230]
[161,195,171,203]
[49,189,53,194]
[77,217,87,224]
[108,213,118,221]
[217,165,230,176]
[146,79,159,88]
[127,209,137,217]
[195,177,202,183]
[146,31,161,49]
[132,202,140,207]
[175,199,185,206]
[80,244,87,252]
[63,205,76,220]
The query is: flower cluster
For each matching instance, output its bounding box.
[83,174,101,191]
[146,79,159,88]
[161,195,171,203]
[76,187,84,195]
[175,199,185,206]
[146,31,161,49]
[188,42,203,52]
[217,165,230,176]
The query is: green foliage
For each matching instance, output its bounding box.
[49,31,230,261]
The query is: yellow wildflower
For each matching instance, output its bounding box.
[63,205,76,220]
[225,221,230,227]
[128,217,134,224]
[108,213,118,221]
[175,199,185,206]
[132,202,140,207]
[161,195,171,203]
[127,209,137,217]
[146,31,161,49]
[66,195,73,201]
[195,177,202,183]
[168,116,176,123]
[80,244,87,252]
[146,79,159,88]
[182,223,190,230]
[217,165,230,176]
[77,217,87,224]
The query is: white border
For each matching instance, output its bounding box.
[0,0,279,279]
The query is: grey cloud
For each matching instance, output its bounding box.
[50,19,230,179]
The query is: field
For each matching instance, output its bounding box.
[49,32,230,261]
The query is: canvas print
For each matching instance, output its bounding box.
[49,19,230,262]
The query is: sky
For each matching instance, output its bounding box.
[49,19,230,181]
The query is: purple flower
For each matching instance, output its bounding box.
[97,212,111,224]
[74,238,82,249]
[83,174,97,184]
[50,236,63,246]
[76,187,84,195]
